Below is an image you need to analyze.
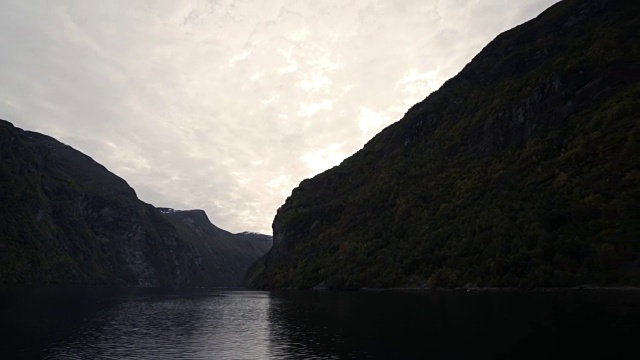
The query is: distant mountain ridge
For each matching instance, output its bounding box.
[246,0,640,290]
[160,208,272,286]
[0,119,271,286]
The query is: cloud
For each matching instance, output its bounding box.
[0,0,560,234]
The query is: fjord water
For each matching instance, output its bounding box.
[1,287,637,359]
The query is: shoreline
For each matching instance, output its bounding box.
[356,285,640,292]
[2,283,639,292]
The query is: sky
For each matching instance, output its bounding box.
[0,0,559,234]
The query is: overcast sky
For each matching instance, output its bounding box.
[1,0,559,234]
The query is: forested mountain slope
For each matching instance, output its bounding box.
[0,120,271,286]
[246,0,640,289]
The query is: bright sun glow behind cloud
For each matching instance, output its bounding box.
[358,107,390,142]
[301,144,349,175]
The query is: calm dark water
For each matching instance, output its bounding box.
[0,287,638,359]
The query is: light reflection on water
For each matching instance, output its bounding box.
[1,287,638,359]
[42,291,276,360]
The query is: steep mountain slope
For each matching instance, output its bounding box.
[159,208,272,286]
[0,120,271,286]
[246,0,640,289]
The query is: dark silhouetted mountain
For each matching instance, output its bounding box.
[245,0,639,290]
[0,120,271,286]
[159,208,272,286]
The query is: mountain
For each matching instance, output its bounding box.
[158,208,272,286]
[245,0,640,290]
[0,120,271,286]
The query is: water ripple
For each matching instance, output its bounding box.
[43,291,275,360]
[6,288,635,360]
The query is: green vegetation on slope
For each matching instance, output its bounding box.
[0,121,271,286]
[246,0,640,289]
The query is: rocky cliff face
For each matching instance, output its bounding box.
[0,120,271,286]
[246,0,640,289]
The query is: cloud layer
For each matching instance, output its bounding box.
[0,0,559,234]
